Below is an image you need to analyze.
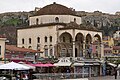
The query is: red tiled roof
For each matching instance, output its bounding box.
[6,45,42,53]
[0,35,6,38]
[113,46,120,50]
[35,2,76,16]
[104,47,113,51]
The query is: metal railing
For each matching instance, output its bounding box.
[33,73,90,80]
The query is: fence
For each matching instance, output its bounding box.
[33,73,90,80]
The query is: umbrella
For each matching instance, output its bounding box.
[35,63,49,67]
[34,63,54,67]
[18,62,36,70]
[0,62,30,70]
[44,63,55,67]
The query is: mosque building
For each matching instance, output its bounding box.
[17,2,103,58]
[17,2,104,77]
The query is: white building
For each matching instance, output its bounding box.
[17,2,103,58]
[113,30,120,39]
[0,37,7,59]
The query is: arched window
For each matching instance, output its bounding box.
[44,45,48,57]
[50,49,53,56]
[28,46,32,49]
[22,38,24,44]
[37,37,40,43]
[70,37,72,43]
[55,17,59,22]
[63,36,65,42]
[74,18,76,22]
[49,45,53,56]
[36,18,39,25]
[45,36,47,42]
[29,38,31,44]
[50,36,52,42]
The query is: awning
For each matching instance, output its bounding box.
[93,63,100,65]
[73,63,98,66]
[84,63,93,66]
[54,58,72,66]
[108,63,117,67]
[34,63,55,67]
[73,63,85,66]
[54,62,72,66]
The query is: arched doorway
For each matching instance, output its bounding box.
[75,33,84,57]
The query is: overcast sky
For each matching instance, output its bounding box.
[0,0,120,14]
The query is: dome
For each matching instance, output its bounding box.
[35,2,76,15]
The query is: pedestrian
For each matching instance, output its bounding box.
[114,68,117,79]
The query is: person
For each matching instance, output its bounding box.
[114,68,117,79]
[24,73,28,80]
[16,71,20,80]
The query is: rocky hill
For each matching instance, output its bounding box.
[0,11,34,44]
[0,11,120,45]
[77,11,120,36]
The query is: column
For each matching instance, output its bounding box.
[72,29,75,57]
[82,67,84,78]
[89,66,91,77]
[56,25,59,58]
[48,47,50,57]
[83,40,86,57]
[73,41,75,57]
[99,65,102,76]
[90,42,93,58]
[100,42,104,57]
[53,46,55,57]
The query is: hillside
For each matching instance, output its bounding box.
[0,11,120,45]
[0,11,34,44]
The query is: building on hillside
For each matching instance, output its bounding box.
[115,12,120,15]
[113,30,120,39]
[113,30,120,46]
[113,38,120,46]
[113,46,120,55]
[5,45,42,63]
[102,36,114,56]
[17,2,103,77]
[102,36,114,47]
[0,36,7,60]
[104,47,113,57]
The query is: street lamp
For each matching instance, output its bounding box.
[4,40,9,64]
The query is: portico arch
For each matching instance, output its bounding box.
[92,34,102,58]
[86,34,92,48]
[94,34,101,42]
[85,34,92,58]
[59,32,73,57]
[75,33,84,57]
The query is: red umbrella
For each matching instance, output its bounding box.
[35,63,48,67]
[44,63,55,67]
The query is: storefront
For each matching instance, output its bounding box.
[74,62,101,78]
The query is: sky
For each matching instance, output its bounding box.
[0,0,120,14]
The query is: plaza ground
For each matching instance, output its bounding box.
[34,76,120,80]
[89,76,120,80]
